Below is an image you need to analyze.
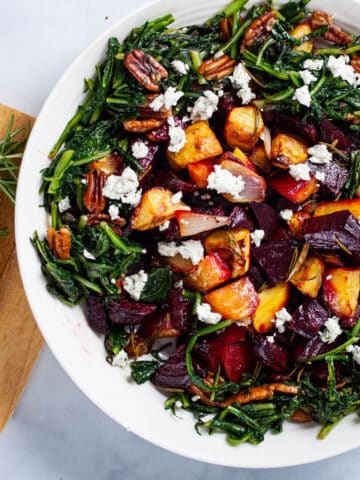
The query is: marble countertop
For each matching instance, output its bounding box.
[1,1,359,478]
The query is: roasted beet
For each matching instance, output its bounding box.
[152,169,197,195]
[221,325,255,382]
[86,295,108,334]
[167,287,193,331]
[319,118,352,151]
[251,334,288,371]
[147,116,185,142]
[292,336,343,362]
[289,299,328,339]
[129,137,160,170]
[302,211,360,253]
[276,113,318,144]
[194,337,222,373]
[309,161,348,198]
[161,218,182,242]
[252,240,298,285]
[309,361,345,388]
[229,206,254,229]
[247,265,265,290]
[108,300,157,325]
[250,202,280,240]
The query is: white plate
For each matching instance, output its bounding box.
[16,0,360,468]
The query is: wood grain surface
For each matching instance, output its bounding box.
[0,104,43,431]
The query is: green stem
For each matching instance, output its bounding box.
[73,273,103,294]
[100,222,143,255]
[47,150,75,195]
[214,17,253,59]
[306,337,360,363]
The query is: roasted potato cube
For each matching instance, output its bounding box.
[187,158,219,188]
[290,22,313,53]
[167,121,223,171]
[271,133,308,168]
[290,256,325,298]
[249,143,270,173]
[185,253,231,292]
[204,228,250,278]
[224,106,264,151]
[269,172,318,204]
[323,268,360,319]
[131,187,190,230]
[252,282,291,333]
[288,211,311,237]
[314,199,360,219]
[204,277,259,321]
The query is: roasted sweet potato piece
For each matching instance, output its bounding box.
[314,199,360,219]
[204,276,258,321]
[269,172,318,204]
[271,133,308,168]
[290,256,325,298]
[224,106,264,151]
[131,187,190,230]
[323,268,360,318]
[252,282,291,333]
[204,228,251,278]
[184,252,231,292]
[187,158,219,188]
[167,121,223,171]
[290,22,313,52]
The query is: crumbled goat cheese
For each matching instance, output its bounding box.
[289,163,311,181]
[131,140,149,159]
[327,55,356,85]
[207,165,245,200]
[150,86,184,111]
[319,316,342,344]
[81,178,88,185]
[58,196,71,213]
[159,220,170,231]
[250,229,265,247]
[170,59,189,75]
[293,85,311,107]
[175,400,183,408]
[275,308,292,333]
[303,59,324,71]
[267,336,275,344]
[190,90,219,121]
[158,240,204,265]
[308,144,332,164]
[103,167,142,207]
[299,70,317,85]
[182,115,191,123]
[191,395,201,402]
[174,279,183,289]
[83,249,96,260]
[326,274,333,280]
[196,302,222,324]
[217,89,224,97]
[280,209,293,221]
[108,204,120,220]
[167,116,186,153]
[171,191,183,203]
[123,270,148,301]
[230,62,256,105]
[110,278,117,285]
[112,350,128,368]
[352,345,360,365]
[315,171,326,182]
[346,345,354,353]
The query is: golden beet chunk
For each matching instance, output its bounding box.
[252,283,291,333]
[290,256,325,298]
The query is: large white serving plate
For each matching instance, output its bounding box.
[15,0,360,468]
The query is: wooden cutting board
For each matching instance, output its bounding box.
[0,104,43,431]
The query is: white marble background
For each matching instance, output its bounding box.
[1,1,360,478]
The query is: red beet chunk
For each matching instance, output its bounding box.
[309,162,348,198]
[167,288,193,331]
[247,265,265,290]
[252,241,298,285]
[292,336,341,362]
[220,325,255,382]
[309,361,345,388]
[229,206,254,230]
[108,300,157,325]
[319,118,352,152]
[302,211,360,253]
[275,113,319,144]
[147,116,185,142]
[153,169,197,194]
[289,299,328,339]
[194,338,222,373]
[249,202,280,240]
[86,295,108,334]
[129,137,160,170]
[251,334,288,372]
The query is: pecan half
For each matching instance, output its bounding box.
[124,49,168,92]
[87,213,125,235]
[351,55,360,73]
[123,118,165,133]
[311,10,352,44]
[137,94,171,120]
[83,171,107,213]
[220,16,234,41]
[89,152,123,176]
[198,54,236,81]
[48,227,72,260]
[241,11,277,50]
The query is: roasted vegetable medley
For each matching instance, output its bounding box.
[33,0,360,445]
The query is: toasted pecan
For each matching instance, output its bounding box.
[83,171,107,213]
[311,10,352,44]
[48,227,72,260]
[123,118,165,133]
[124,49,168,92]
[198,54,236,81]
[220,16,234,41]
[241,11,277,50]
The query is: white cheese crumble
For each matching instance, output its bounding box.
[170,59,189,75]
[196,302,222,324]
[292,85,311,107]
[131,140,149,159]
[159,220,170,231]
[315,170,326,182]
[299,70,317,85]
[275,308,292,333]
[175,400,183,408]
[167,116,186,153]
[267,335,275,344]
[303,59,324,71]
[319,316,342,344]
[250,229,265,247]
[174,279,183,289]
[58,196,71,213]
[308,144,332,164]
[103,167,142,207]
[207,165,245,200]
[327,55,356,85]
[150,86,184,111]
[158,240,204,265]
[289,162,311,181]
[352,345,360,365]
[83,249,96,260]
[191,395,201,402]
[280,209,293,221]
[108,204,119,220]
[171,191,183,203]
[112,349,129,368]
[230,62,256,105]
[123,270,148,301]
[325,274,333,280]
[190,90,219,121]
